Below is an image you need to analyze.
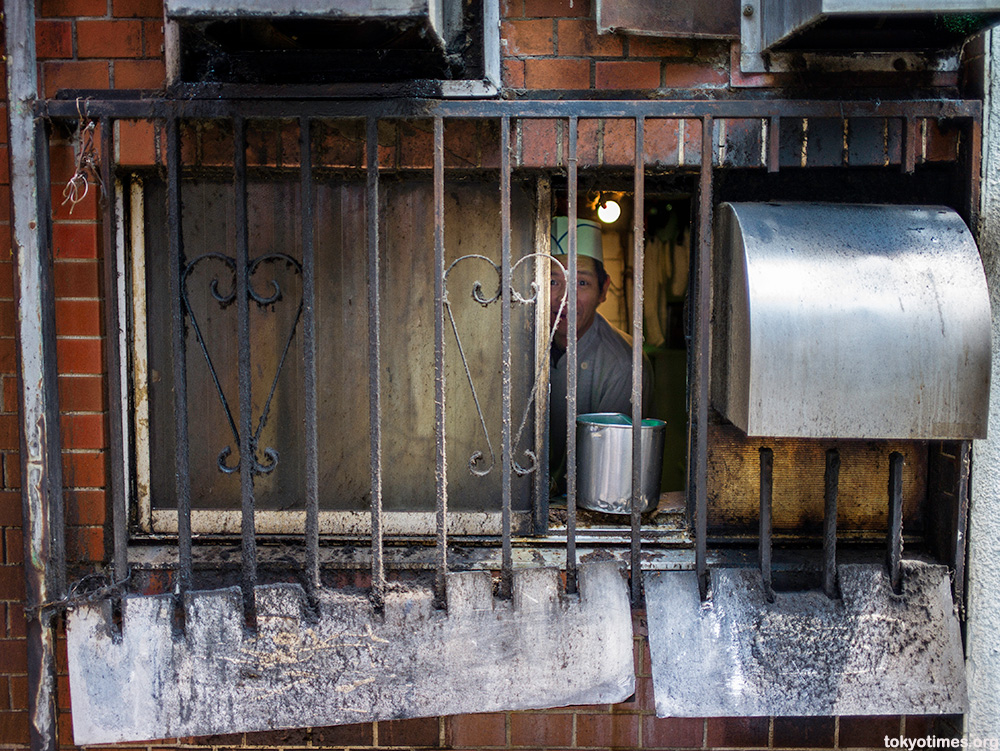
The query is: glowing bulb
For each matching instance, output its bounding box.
[597,199,621,224]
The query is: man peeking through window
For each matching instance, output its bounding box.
[549,216,653,496]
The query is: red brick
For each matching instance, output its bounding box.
[510,712,573,746]
[55,300,102,337]
[8,676,27,710]
[113,0,161,17]
[642,716,704,748]
[0,415,17,451]
[54,260,100,298]
[35,20,73,59]
[839,716,901,749]
[58,375,105,412]
[43,61,111,97]
[52,183,98,221]
[246,125,283,168]
[503,58,526,88]
[199,122,235,167]
[377,717,439,746]
[77,20,144,58]
[1,378,15,414]
[577,118,600,166]
[0,148,9,185]
[115,59,166,90]
[4,529,22,565]
[57,676,71,711]
[503,0,523,18]
[0,264,12,300]
[399,122,434,169]
[523,0,590,18]
[60,414,106,450]
[443,120,483,169]
[603,118,636,166]
[0,340,13,373]
[524,58,590,89]
[144,20,166,57]
[0,676,8,711]
[628,36,695,58]
[503,19,555,56]
[245,728,310,746]
[62,451,106,489]
[577,712,638,748]
[117,119,159,165]
[0,711,29,745]
[558,19,622,57]
[56,338,104,374]
[47,141,80,185]
[39,0,106,17]
[706,717,770,748]
[661,61,728,89]
[0,303,13,341]
[7,602,25,639]
[773,716,835,748]
[0,491,16,527]
[52,223,99,260]
[313,120,365,169]
[682,118,703,166]
[519,118,563,167]
[4,454,21,491]
[0,566,25,600]
[446,713,506,746]
[644,119,681,167]
[595,60,659,90]
[66,489,107,526]
[67,525,106,562]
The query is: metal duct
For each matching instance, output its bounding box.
[712,202,991,439]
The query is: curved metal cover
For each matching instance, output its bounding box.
[713,203,991,439]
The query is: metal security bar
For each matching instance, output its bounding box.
[34,96,984,619]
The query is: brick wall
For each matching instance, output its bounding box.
[0,0,976,748]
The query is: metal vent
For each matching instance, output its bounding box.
[712,202,992,440]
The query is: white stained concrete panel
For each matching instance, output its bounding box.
[645,562,967,717]
[968,24,1000,741]
[65,562,634,745]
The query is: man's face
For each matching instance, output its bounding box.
[550,255,610,343]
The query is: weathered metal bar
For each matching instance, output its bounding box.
[366,117,386,609]
[630,115,645,607]
[433,116,448,606]
[300,116,320,592]
[38,98,985,123]
[694,115,713,600]
[99,118,128,584]
[768,115,781,172]
[233,116,257,623]
[888,451,905,595]
[11,0,65,724]
[954,440,971,616]
[967,117,983,233]
[566,115,579,596]
[823,448,841,599]
[532,178,552,536]
[500,115,514,600]
[759,447,774,602]
[165,115,193,594]
[903,116,917,174]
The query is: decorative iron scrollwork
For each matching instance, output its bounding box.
[182,251,303,477]
[443,253,569,478]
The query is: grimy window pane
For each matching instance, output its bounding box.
[145,176,537,515]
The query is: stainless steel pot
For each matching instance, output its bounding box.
[576,413,666,514]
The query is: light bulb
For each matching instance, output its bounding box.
[597,199,621,224]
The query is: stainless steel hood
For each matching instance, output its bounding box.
[712,203,991,440]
